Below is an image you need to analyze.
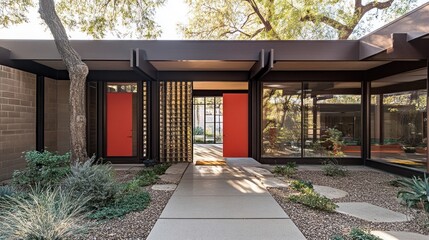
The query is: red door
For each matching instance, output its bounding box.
[107,92,133,156]
[223,93,248,157]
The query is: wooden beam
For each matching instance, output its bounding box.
[133,48,157,81]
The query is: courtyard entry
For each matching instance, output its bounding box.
[192,82,249,162]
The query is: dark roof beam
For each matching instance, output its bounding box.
[368,33,428,60]
[132,48,157,81]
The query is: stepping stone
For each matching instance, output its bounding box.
[313,185,348,199]
[336,202,412,223]
[165,163,188,175]
[260,177,290,188]
[152,184,177,191]
[371,231,429,240]
[242,167,274,177]
[225,158,262,167]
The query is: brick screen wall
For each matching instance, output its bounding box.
[0,65,36,181]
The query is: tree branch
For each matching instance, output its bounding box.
[244,0,281,39]
[362,0,394,16]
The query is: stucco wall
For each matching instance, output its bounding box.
[0,65,36,181]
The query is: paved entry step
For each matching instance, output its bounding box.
[147,219,306,240]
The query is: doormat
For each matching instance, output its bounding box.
[195,160,227,166]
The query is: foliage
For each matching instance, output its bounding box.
[349,228,382,240]
[152,163,172,175]
[397,174,429,212]
[0,186,90,239]
[323,128,345,156]
[273,164,297,178]
[322,160,348,177]
[194,126,204,135]
[12,150,70,188]
[136,169,159,186]
[62,159,119,210]
[181,0,418,40]
[290,179,313,193]
[0,185,16,207]
[88,191,151,220]
[330,235,346,240]
[289,191,337,212]
[0,0,33,27]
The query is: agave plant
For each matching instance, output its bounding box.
[397,174,429,212]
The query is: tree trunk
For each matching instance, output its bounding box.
[39,0,88,163]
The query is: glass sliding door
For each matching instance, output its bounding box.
[303,82,362,157]
[371,78,427,170]
[262,83,302,157]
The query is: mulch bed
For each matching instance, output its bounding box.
[268,170,429,240]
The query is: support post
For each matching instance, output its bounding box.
[426,59,429,173]
[36,75,44,151]
[149,80,160,161]
[362,78,370,164]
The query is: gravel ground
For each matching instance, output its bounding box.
[268,170,429,240]
[77,168,179,240]
[82,187,173,240]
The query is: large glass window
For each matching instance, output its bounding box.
[371,78,427,170]
[303,82,361,157]
[262,81,362,158]
[262,83,301,157]
[193,96,223,144]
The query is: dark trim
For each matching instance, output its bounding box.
[366,159,427,178]
[159,71,249,82]
[100,157,142,164]
[371,79,426,94]
[96,81,104,158]
[193,90,248,96]
[260,157,363,165]
[264,71,364,82]
[88,71,140,82]
[366,60,427,81]
[36,75,44,151]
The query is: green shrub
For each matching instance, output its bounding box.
[88,191,151,220]
[397,174,429,212]
[273,165,297,177]
[62,159,119,210]
[0,185,16,208]
[152,163,172,175]
[0,186,90,239]
[289,191,337,212]
[121,179,142,194]
[349,228,382,240]
[13,150,70,188]
[290,179,313,193]
[330,235,346,240]
[136,169,159,186]
[322,160,348,177]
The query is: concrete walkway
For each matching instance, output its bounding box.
[147,161,306,240]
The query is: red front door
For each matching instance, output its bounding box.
[107,92,133,156]
[223,93,248,157]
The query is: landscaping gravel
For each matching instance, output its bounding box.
[81,187,173,240]
[268,170,429,240]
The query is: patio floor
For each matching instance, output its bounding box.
[193,144,223,162]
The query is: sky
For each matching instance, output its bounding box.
[0,0,427,40]
[0,0,188,40]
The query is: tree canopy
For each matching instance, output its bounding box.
[1,0,165,39]
[181,0,420,40]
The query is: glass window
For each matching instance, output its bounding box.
[262,83,302,157]
[303,82,361,157]
[192,96,223,144]
[371,78,427,170]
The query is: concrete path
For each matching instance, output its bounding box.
[147,162,306,240]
